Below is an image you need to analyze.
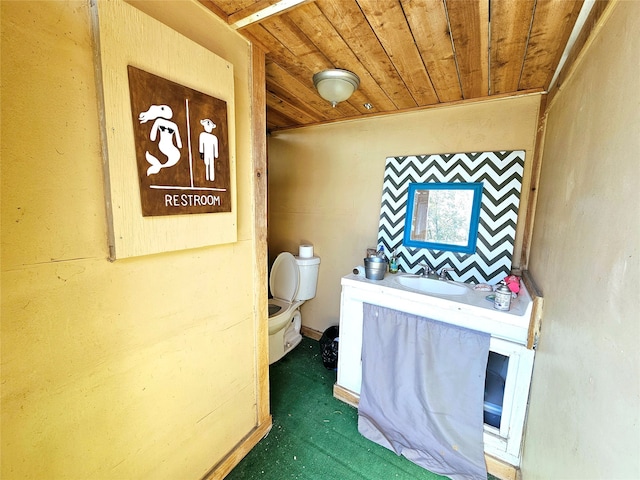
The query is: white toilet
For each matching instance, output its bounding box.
[268,251,320,365]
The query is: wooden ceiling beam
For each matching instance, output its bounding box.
[197,0,230,20]
[490,0,536,94]
[244,23,320,86]
[246,21,360,116]
[547,0,614,105]
[266,90,322,125]
[267,105,301,130]
[286,2,397,113]
[357,0,439,106]
[316,0,417,110]
[230,0,312,29]
[519,0,584,90]
[446,0,490,99]
[202,0,583,128]
[402,0,463,103]
[265,62,342,119]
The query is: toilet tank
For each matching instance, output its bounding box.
[294,256,320,301]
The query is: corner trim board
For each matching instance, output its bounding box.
[201,419,273,480]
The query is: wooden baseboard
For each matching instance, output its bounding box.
[333,383,519,480]
[333,383,360,409]
[300,325,323,341]
[485,454,519,480]
[202,418,272,480]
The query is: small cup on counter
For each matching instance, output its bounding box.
[494,284,512,311]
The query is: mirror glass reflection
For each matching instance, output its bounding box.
[403,182,483,254]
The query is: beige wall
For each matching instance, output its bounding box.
[523,1,640,478]
[1,1,266,478]
[268,95,542,333]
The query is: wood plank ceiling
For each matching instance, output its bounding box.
[200,0,585,132]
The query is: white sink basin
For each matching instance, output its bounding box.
[394,275,469,296]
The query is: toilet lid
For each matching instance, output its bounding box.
[270,252,299,302]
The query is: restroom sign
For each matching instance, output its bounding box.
[127,66,231,216]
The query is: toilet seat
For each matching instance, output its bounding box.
[270,252,299,302]
[268,253,303,334]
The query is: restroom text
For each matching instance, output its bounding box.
[164,194,221,207]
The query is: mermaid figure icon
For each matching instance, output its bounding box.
[138,104,182,176]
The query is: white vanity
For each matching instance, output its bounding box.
[334,272,542,477]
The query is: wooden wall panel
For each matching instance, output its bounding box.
[93,0,237,259]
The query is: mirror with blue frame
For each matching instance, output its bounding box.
[403,182,483,254]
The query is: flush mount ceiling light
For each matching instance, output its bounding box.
[313,69,360,107]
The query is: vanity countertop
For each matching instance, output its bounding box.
[341,272,534,345]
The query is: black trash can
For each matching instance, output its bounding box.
[319,325,339,370]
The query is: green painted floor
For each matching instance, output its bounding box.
[227,337,497,480]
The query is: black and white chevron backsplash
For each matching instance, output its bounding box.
[377,151,524,285]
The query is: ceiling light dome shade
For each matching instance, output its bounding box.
[313,69,360,107]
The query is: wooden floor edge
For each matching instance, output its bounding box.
[333,383,520,480]
[201,417,272,480]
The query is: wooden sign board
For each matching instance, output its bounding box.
[127,65,231,216]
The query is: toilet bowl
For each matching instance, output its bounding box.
[268,251,320,364]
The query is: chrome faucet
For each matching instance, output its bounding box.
[418,262,435,278]
[438,267,455,281]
